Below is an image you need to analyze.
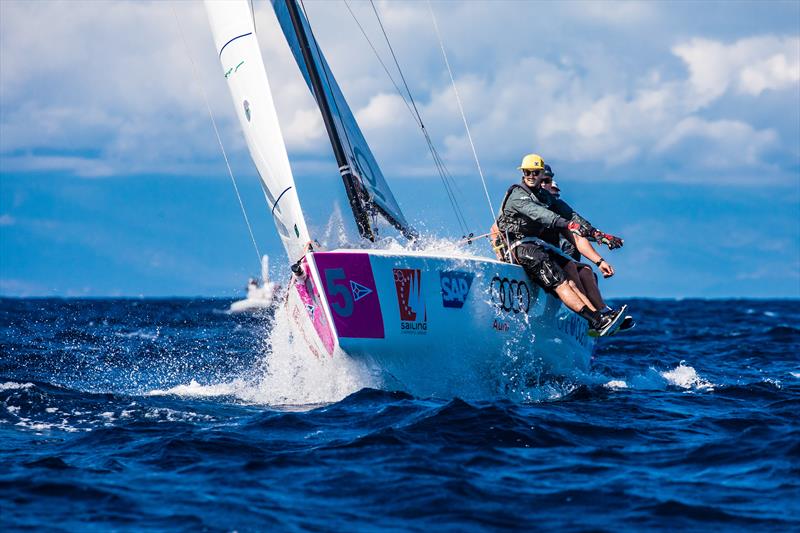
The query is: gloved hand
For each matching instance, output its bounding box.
[592,229,624,250]
[567,221,590,238]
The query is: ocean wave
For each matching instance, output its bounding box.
[2,298,799,530]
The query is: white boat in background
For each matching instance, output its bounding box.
[205,0,594,397]
[229,255,279,313]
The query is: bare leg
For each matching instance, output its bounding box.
[554,280,594,313]
[569,280,595,310]
[577,265,605,310]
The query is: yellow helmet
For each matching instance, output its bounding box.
[518,153,545,171]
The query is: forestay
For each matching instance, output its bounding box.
[205,0,311,263]
[269,0,413,238]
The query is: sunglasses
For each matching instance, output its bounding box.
[524,170,542,178]
[541,178,553,184]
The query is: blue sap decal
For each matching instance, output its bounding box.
[439,271,475,309]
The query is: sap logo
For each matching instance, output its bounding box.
[439,270,474,309]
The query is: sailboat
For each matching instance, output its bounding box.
[229,255,279,313]
[204,0,594,397]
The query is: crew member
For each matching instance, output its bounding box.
[496,154,625,336]
[538,163,622,313]
[541,165,578,260]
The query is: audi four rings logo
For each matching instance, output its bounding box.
[490,276,530,314]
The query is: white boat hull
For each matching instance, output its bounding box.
[286,249,595,398]
[229,297,274,314]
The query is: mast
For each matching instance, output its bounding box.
[284,0,375,241]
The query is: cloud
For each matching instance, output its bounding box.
[673,36,800,102]
[1,154,115,178]
[562,1,657,26]
[356,93,413,131]
[0,0,797,187]
[655,117,778,167]
[0,278,50,297]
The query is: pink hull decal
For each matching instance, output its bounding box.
[313,252,385,339]
[294,258,335,356]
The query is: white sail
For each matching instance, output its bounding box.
[205,0,311,263]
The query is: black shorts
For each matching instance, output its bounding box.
[513,243,570,290]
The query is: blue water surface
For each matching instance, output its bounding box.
[1,298,798,531]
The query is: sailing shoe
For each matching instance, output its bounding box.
[589,305,627,337]
[615,315,636,334]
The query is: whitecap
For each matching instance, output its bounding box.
[0,382,34,391]
[114,329,158,341]
[660,362,715,391]
[146,379,247,398]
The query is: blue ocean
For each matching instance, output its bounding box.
[1,297,798,531]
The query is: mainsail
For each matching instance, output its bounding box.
[270,0,416,240]
[205,0,311,262]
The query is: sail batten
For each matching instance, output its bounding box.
[271,0,416,240]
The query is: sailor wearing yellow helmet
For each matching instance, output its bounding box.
[493,154,627,336]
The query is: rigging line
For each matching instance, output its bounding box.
[428,143,468,233]
[364,1,449,177]
[346,0,465,233]
[170,4,262,266]
[300,0,407,240]
[342,0,419,128]
[427,142,467,234]
[301,0,410,240]
[364,0,471,235]
[369,0,424,127]
[426,0,497,224]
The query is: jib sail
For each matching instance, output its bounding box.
[270,0,416,241]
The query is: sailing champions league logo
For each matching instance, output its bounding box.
[439,270,474,309]
[393,268,427,334]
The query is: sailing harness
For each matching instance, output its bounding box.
[489,183,576,264]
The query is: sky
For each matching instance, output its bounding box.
[1,0,798,298]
